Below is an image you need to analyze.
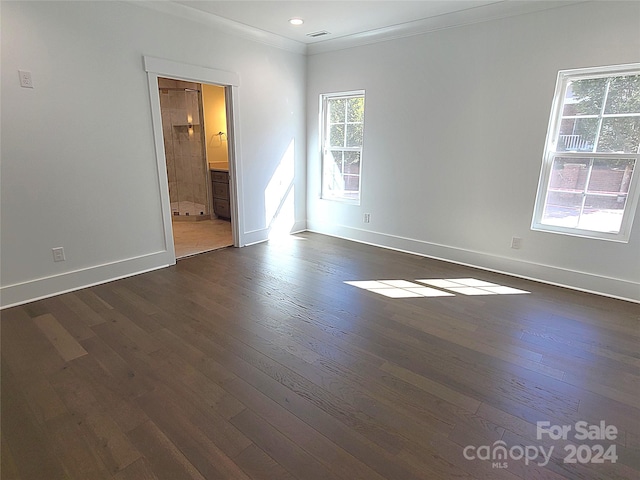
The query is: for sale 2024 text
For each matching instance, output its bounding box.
[537,421,618,465]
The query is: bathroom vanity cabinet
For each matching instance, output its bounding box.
[211,169,231,220]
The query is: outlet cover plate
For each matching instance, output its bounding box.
[52,247,65,262]
[19,70,34,88]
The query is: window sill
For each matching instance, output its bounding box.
[531,223,630,243]
[321,196,361,206]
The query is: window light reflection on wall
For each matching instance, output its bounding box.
[344,278,529,298]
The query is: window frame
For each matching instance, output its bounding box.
[320,90,366,205]
[532,63,640,242]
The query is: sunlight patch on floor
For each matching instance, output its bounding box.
[345,278,529,298]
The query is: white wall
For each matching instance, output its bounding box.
[1,1,306,307]
[306,1,640,302]
[3,1,638,307]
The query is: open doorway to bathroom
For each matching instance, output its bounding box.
[158,78,233,258]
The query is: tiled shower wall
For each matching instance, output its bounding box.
[159,78,209,218]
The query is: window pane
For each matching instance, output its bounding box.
[548,157,589,191]
[563,78,607,116]
[329,99,345,123]
[346,123,363,147]
[587,158,635,194]
[597,117,640,153]
[323,151,343,196]
[330,150,344,173]
[557,118,598,151]
[578,195,626,233]
[344,175,360,193]
[344,151,361,174]
[330,124,345,147]
[534,67,640,241]
[604,75,640,114]
[347,97,364,122]
[542,191,582,228]
[321,91,365,203]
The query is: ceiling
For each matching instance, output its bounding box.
[176,1,507,43]
[169,1,581,52]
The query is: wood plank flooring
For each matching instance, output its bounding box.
[2,232,639,479]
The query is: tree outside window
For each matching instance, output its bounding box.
[321,92,365,204]
[533,65,640,242]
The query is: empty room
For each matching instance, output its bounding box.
[1,1,638,479]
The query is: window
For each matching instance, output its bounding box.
[321,91,365,203]
[532,64,640,242]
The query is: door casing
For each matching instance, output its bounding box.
[144,55,243,259]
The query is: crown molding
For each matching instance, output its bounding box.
[306,1,585,56]
[129,1,307,55]
[131,1,585,57]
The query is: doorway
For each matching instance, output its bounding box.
[145,56,243,260]
[158,77,233,258]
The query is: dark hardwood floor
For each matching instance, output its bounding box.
[2,232,639,479]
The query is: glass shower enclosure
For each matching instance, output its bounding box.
[158,78,210,220]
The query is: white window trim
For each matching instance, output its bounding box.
[320,90,365,205]
[531,63,640,243]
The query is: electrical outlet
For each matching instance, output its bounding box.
[511,236,523,249]
[52,247,66,262]
[18,70,33,88]
[363,213,371,224]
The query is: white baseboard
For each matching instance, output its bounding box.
[242,220,308,246]
[4,221,635,309]
[307,222,640,304]
[1,251,175,309]
[1,219,309,309]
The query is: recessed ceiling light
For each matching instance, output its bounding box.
[289,18,304,26]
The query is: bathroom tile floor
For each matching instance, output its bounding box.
[172,218,232,258]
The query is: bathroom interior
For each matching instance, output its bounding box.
[158,77,233,258]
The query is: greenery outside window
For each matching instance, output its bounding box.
[532,64,640,242]
[321,91,365,204]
